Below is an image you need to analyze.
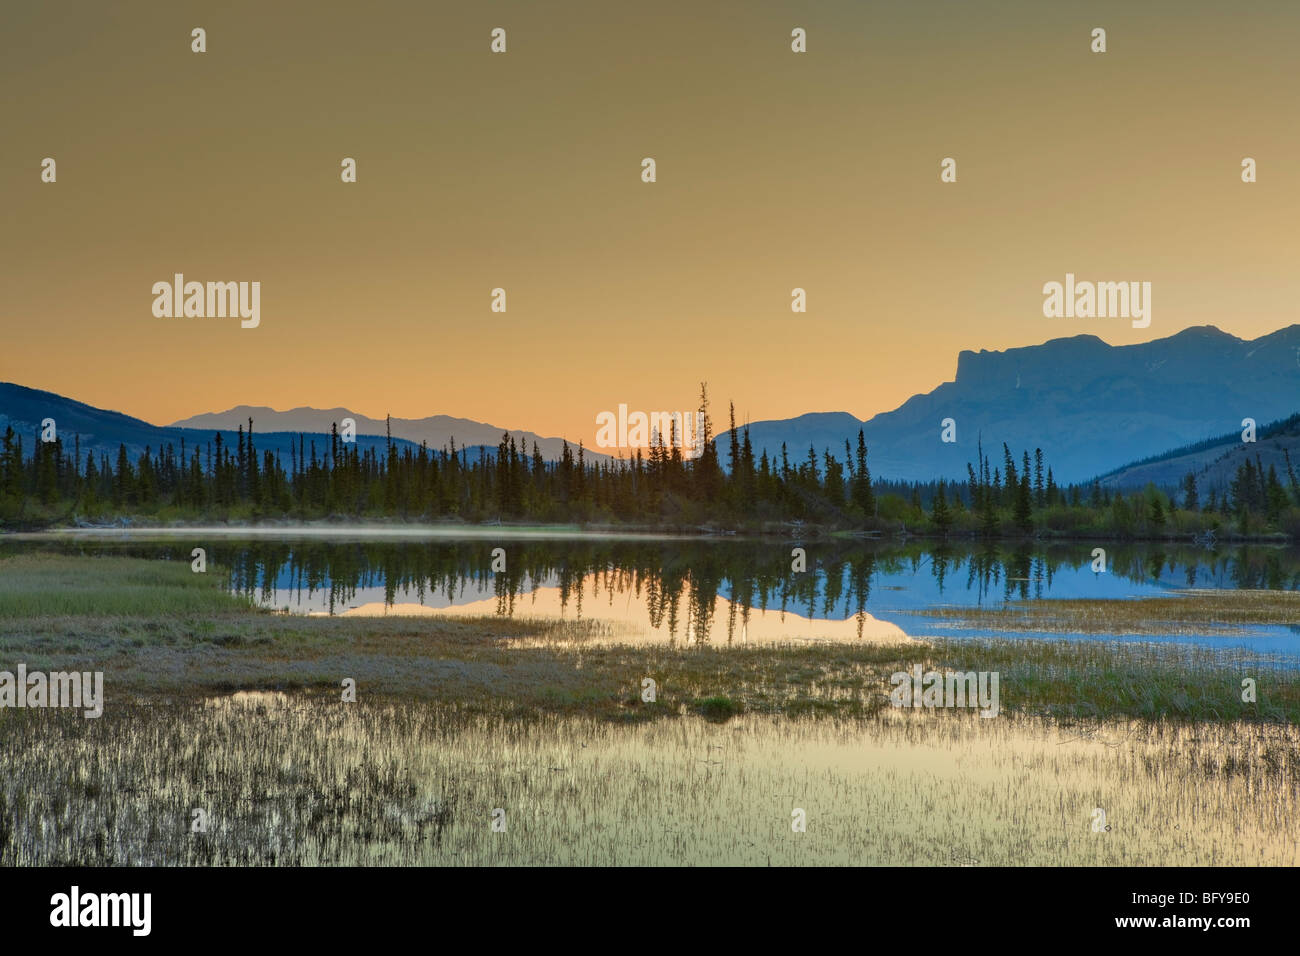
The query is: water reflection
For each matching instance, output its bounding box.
[335,581,914,646]
[13,535,1299,653]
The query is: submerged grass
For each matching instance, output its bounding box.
[1,701,1295,866]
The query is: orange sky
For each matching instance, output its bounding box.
[3,0,1297,447]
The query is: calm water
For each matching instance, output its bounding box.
[9,530,1300,660]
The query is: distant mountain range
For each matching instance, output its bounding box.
[4,324,1298,486]
[0,383,612,469]
[169,406,596,464]
[735,325,1300,483]
[0,383,425,465]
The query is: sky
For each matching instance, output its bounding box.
[3,0,1297,448]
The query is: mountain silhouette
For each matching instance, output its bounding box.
[170,406,599,463]
[735,325,1300,483]
[5,324,1298,485]
[0,384,499,465]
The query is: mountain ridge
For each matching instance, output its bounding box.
[169,406,603,462]
[734,324,1300,483]
[5,324,1298,485]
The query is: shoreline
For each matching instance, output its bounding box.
[3,516,1295,545]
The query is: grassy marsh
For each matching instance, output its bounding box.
[922,590,1300,634]
[2,553,1298,722]
[2,702,1296,866]
[1,551,1297,865]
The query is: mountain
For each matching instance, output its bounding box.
[7,324,1299,485]
[0,384,604,467]
[0,383,423,464]
[732,325,1300,484]
[170,406,602,463]
[1097,413,1300,491]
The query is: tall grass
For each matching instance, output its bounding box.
[1,701,1294,866]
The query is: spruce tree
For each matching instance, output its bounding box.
[852,430,875,517]
[931,479,952,533]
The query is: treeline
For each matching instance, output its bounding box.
[3,386,1299,539]
[951,438,1300,539]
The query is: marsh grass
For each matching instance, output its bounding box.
[3,553,1298,866]
[1,701,1295,866]
[933,638,1300,723]
[922,590,1300,633]
[695,695,742,722]
[0,553,257,619]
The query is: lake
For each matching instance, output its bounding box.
[7,528,1299,661]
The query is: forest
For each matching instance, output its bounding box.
[3,389,1299,539]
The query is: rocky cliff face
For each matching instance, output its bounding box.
[736,326,1300,484]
